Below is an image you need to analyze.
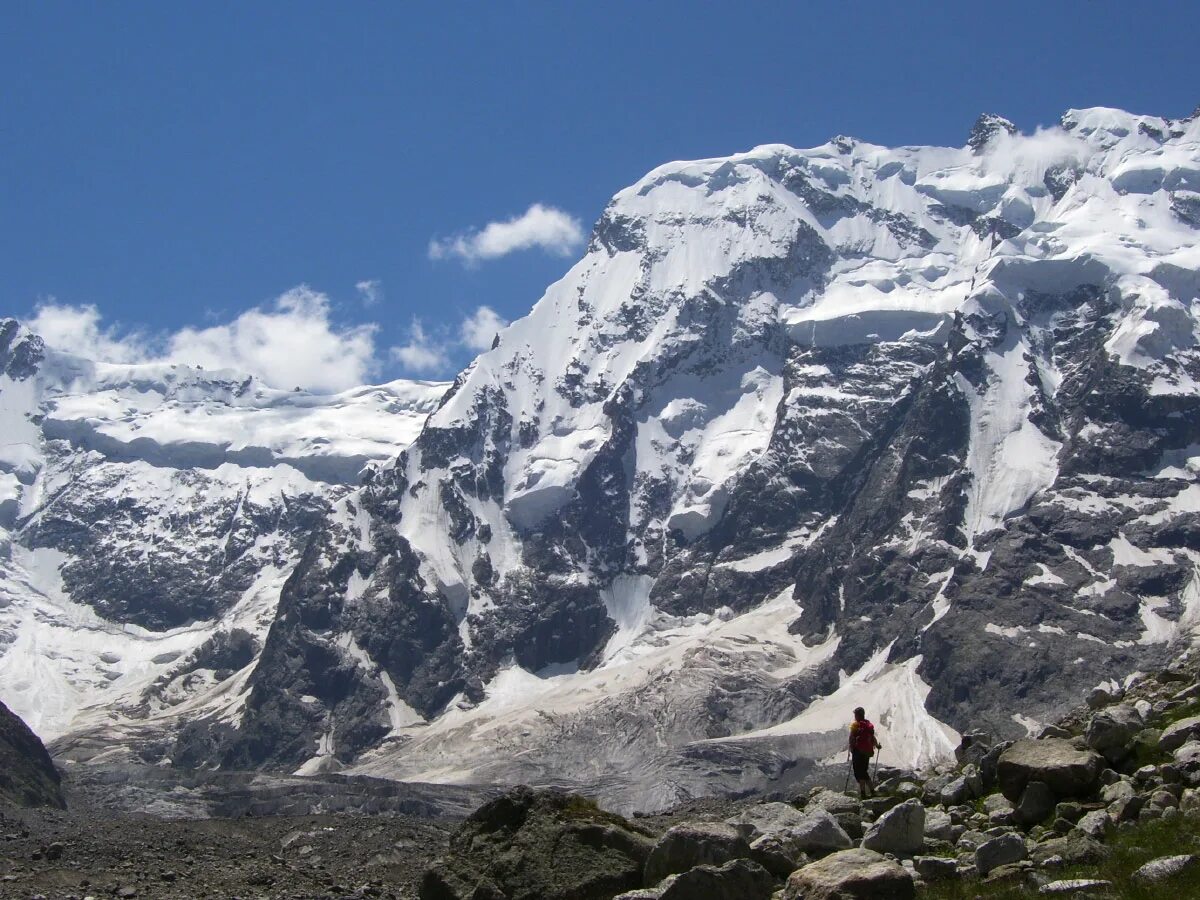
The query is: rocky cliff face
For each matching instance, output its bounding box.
[0,699,64,808]
[4,106,1200,815]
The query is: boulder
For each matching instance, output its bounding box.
[1084,703,1142,764]
[996,739,1104,803]
[1074,810,1111,839]
[805,789,861,816]
[1037,879,1111,895]
[955,731,993,767]
[974,833,1027,875]
[860,799,924,856]
[1132,854,1197,883]
[913,855,957,881]
[783,848,915,900]
[726,802,809,840]
[1159,716,1200,752]
[658,859,776,900]
[644,822,750,886]
[1173,740,1200,767]
[923,808,956,842]
[784,808,854,854]
[419,786,654,900]
[1014,781,1056,826]
[1100,779,1135,803]
[749,832,805,878]
[1030,832,1107,866]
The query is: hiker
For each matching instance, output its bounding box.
[848,706,882,798]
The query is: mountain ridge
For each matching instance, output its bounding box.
[3,105,1199,813]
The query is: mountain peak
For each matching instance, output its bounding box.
[968,112,1018,152]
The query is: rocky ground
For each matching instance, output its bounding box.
[7,647,1200,899]
[0,805,451,900]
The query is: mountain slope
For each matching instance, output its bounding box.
[5,106,1199,815]
[198,107,1200,811]
[0,319,448,746]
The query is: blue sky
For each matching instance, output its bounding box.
[2,1,1197,389]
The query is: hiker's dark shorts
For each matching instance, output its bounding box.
[852,749,872,780]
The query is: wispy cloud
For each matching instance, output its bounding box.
[389,319,452,374]
[355,279,383,307]
[29,288,379,393]
[459,305,508,351]
[429,203,584,264]
[28,302,150,365]
[387,305,509,375]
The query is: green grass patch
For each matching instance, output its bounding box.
[1160,699,1200,728]
[922,814,1200,899]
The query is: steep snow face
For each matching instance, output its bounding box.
[0,320,448,740]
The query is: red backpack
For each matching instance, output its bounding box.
[852,719,875,754]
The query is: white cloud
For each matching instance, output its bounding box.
[429,203,584,264]
[356,279,383,307]
[459,305,508,351]
[27,302,151,364]
[390,319,451,374]
[982,126,1089,180]
[30,288,379,394]
[166,288,378,392]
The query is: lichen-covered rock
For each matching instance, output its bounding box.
[997,739,1104,803]
[783,848,914,900]
[419,787,654,900]
[643,822,750,886]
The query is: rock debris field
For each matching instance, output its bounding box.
[7,649,1200,899]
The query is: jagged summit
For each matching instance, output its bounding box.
[967,113,1018,153]
[3,107,1199,813]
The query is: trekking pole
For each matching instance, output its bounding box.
[842,750,852,793]
[873,745,882,782]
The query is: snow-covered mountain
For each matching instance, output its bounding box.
[4,106,1200,813]
[0,319,447,746]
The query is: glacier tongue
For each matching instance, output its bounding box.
[5,106,1200,811]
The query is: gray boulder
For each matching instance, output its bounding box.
[419,786,654,900]
[1074,809,1111,839]
[644,822,750,886]
[783,848,915,899]
[1132,854,1197,883]
[805,789,861,816]
[658,858,776,900]
[860,799,925,856]
[975,833,1027,875]
[997,739,1104,802]
[749,833,806,878]
[913,855,958,881]
[1014,781,1056,826]
[1084,703,1142,764]
[726,802,809,840]
[1159,716,1200,752]
[1038,879,1112,895]
[1173,740,1200,767]
[1030,832,1107,866]
[923,808,957,842]
[785,808,854,854]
